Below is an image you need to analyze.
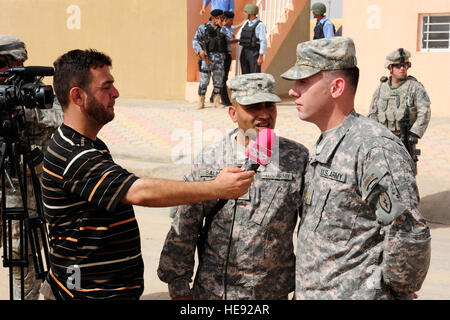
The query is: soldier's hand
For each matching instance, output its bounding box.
[214,167,255,200]
[408,132,419,144]
[199,50,207,60]
[257,54,264,66]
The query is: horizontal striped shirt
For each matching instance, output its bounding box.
[42,124,143,299]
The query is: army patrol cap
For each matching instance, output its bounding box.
[229,73,281,105]
[281,36,357,80]
[0,34,28,62]
[385,48,411,68]
[244,4,259,15]
[311,2,327,15]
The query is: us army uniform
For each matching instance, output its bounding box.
[281,37,431,300]
[368,48,431,139]
[0,34,63,299]
[158,73,309,300]
[368,49,431,174]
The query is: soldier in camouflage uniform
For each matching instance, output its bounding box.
[158,73,309,300]
[368,49,431,174]
[0,34,63,299]
[193,9,233,109]
[282,37,431,299]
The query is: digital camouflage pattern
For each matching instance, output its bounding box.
[158,128,308,299]
[368,76,431,139]
[296,111,431,299]
[229,73,281,106]
[0,34,28,61]
[281,36,357,81]
[384,48,411,68]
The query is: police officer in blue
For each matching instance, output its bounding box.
[237,4,267,74]
[193,9,233,109]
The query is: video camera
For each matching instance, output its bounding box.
[0,66,54,137]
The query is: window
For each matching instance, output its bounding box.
[420,14,450,51]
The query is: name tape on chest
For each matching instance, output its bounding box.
[260,172,293,181]
[199,169,221,178]
[319,168,346,183]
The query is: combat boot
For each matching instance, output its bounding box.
[197,95,205,109]
[213,94,225,109]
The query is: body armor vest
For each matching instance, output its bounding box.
[204,24,227,53]
[372,77,418,135]
[313,19,336,39]
[239,20,261,49]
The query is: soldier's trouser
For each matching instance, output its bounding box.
[240,47,261,74]
[198,52,225,96]
[221,53,232,105]
[0,177,42,300]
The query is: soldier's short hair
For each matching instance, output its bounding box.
[53,49,112,108]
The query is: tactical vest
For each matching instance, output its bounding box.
[204,24,227,53]
[239,20,261,49]
[371,76,418,135]
[313,19,336,39]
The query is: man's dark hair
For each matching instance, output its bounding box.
[326,67,359,95]
[53,49,112,109]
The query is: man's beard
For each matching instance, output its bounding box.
[86,94,114,125]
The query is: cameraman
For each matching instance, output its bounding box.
[0,34,63,300]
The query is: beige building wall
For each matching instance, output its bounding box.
[343,0,450,117]
[0,0,187,100]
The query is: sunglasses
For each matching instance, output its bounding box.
[392,62,411,69]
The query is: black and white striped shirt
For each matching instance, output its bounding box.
[42,124,143,299]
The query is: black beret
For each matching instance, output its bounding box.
[223,11,234,18]
[210,9,223,17]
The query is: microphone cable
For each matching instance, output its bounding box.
[223,199,237,300]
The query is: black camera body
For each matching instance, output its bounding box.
[0,66,54,137]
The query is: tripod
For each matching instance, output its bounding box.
[0,136,50,300]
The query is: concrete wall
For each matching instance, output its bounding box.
[0,0,187,100]
[343,0,450,116]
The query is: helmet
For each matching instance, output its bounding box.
[244,4,259,15]
[385,48,411,68]
[311,2,327,15]
[0,34,28,62]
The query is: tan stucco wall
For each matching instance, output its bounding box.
[0,0,187,100]
[267,3,311,97]
[343,0,450,117]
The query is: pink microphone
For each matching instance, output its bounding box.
[244,128,277,171]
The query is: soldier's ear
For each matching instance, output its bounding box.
[228,104,238,123]
[329,77,345,98]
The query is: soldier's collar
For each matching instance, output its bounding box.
[310,110,355,164]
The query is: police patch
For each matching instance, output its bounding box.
[379,192,392,213]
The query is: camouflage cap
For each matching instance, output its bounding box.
[0,34,28,62]
[229,73,281,105]
[385,48,411,68]
[281,36,357,80]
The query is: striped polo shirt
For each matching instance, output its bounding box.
[42,124,143,299]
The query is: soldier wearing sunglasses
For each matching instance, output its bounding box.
[368,48,431,174]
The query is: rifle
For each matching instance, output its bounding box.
[399,104,421,163]
[198,24,213,68]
